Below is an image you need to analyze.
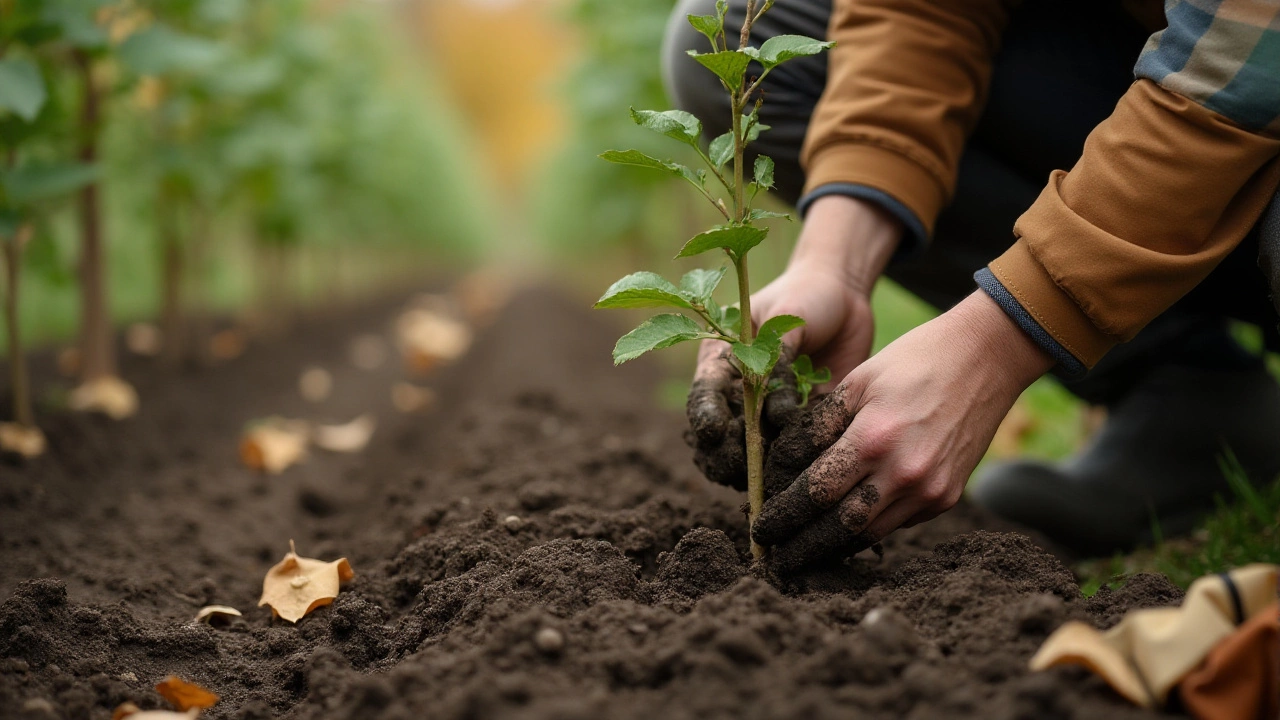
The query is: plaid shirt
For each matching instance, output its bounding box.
[1135,0,1280,132]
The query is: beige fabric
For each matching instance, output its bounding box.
[1031,564,1279,709]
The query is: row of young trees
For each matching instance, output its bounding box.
[1,0,495,457]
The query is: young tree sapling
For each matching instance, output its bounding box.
[594,0,832,558]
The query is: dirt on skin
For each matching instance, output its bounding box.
[0,288,1189,720]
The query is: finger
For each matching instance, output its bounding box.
[689,417,748,491]
[762,384,855,497]
[753,430,871,545]
[687,341,738,444]
[768,480,891,573]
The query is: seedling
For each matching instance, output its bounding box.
[595,0,832,558]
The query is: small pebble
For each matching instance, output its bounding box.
[534,627,565,654]
[503,515,524,532]
[627,623,648,635]
[118,671,137,683]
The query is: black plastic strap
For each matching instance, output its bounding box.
[1219,572,1245,625]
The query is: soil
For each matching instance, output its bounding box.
[0,287,1190,720]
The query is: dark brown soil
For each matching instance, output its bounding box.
[0,287,1188,719]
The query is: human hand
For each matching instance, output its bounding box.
[686,196,901,489]
[752,291,1055,572]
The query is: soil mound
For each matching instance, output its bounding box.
[0,289,1184,719]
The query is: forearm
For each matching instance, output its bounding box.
[789,195,902,296]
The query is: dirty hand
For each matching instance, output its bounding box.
[752,291,1055,571]
[686,196,902,489]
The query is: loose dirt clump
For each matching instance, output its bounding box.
[1,289,1184,719]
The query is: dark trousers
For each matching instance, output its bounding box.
[664,0,1280,406]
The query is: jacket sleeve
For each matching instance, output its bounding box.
[798,0,1019,256]
[979,2,1280,376]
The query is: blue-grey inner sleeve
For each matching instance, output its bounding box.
[974,267,1087,378]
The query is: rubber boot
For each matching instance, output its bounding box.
[970,363,1280,557]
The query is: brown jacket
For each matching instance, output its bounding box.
[801,0,1280,369]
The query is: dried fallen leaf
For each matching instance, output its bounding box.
[349,334,389,370]
[113,701,199,719]
[259,540,354,623]
[0,423,46,458]
[298,367,332,403]
[312,414,376,453]
[193,605,241,624]
[239,419,309,474]
[68,376,139,420]
[154,676,219,711]
[209,328,247,361]
[396,309,472,374]
[126,323,163,357]
[391,382,435,414]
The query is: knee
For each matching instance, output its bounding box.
[662,0,730,126]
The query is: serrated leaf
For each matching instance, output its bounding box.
[595,272,692,310]
[0,58,46,122]
[2,163,98,204]
[758,314,806,342]
[748,208,792,222]
[687,14,721,47]
[708,132,733,168]
[613,314,705,365]
[676,224,768,260]
[630,108,701,148]
[687,49,751,89]
[732,340,773,376]
[679,266,728,303]
[754,155,775,189]
[757,34,834,70]
[600,150,703,187]
[733,314,806,377]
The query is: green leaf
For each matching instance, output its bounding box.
[118,25,225,76]
[754,155,775,189]
[679,266,728,303]
[0,59,46,122]
[708,132,733,168]
[748,208,792,222]
[732,314,806,377]
[732,340,773,376]
[676,224,768,260]
[721,306,742,336]
[629,108,701,148]
[791,354,832,406]
[2,163,98,204]
[687,14,721,48]
[758,314,806,343]
[595,272,692,310]
[599,150,703,187]
[687,49,751,89]
[744,110,769,143]
[613,314,705,365]
[756,34,834,70]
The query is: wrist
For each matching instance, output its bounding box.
[951,291,1055,390]
[789,195,901,296]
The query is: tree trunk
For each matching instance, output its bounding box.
[74,50,114,382]
[159,184,184,367]
[3,227,34,427]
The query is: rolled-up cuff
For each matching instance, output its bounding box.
[975,268,1086,379]
[986,240,1120,371]
[803,141,948,240]
[797,183,928,261]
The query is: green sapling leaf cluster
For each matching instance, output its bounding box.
[594,0,833,558]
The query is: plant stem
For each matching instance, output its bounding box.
[3,227,34,428]
[74,50,115,383]
[743,379,765,558]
